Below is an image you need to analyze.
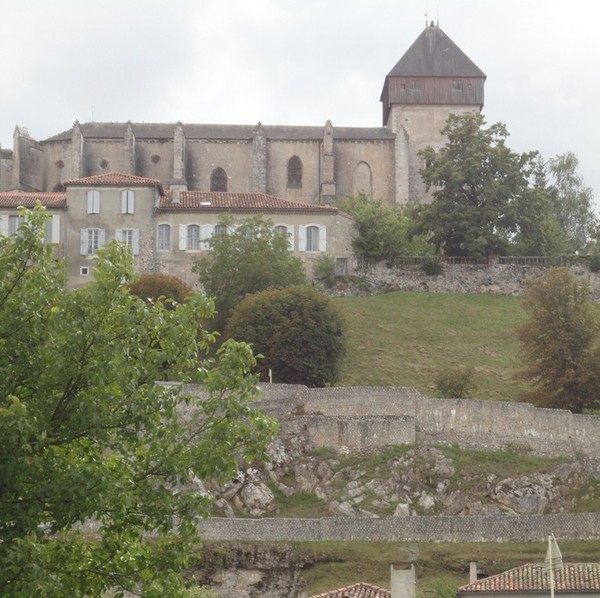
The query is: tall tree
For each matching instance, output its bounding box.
[0,207,276,596]
[546,152,597,252]
[413,113,540,257]
[193,215,306,332]
[516,267,600,414]
[226,285,346,387]
[339,193,434,266]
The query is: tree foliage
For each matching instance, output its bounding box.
[128,273,192,307]
[516,267,600,414]
[546,152,597,252]
[0,207,276,596]
[413,113,544,257]
[339,193,433,265]
[193,215,306,331]
[226,285,346,387]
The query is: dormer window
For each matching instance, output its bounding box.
[121,190,135,214]
[452,80,464,91]
[87,190,100,214]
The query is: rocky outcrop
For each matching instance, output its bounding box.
[205,440,591,519]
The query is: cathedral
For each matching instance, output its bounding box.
[0,23,485,286]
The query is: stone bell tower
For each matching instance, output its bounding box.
[381,22,486,203]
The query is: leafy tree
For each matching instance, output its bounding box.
[226,285,346,387]
[193,215,306,331]
[435,366,477,398]
[339,193,433,266]
[546,152,597,252]
[129,273,192,307]
[0,207,276,597]
[413,113,541,257]
[516,267,600,413]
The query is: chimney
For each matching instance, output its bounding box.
[469,562,478,584]
[391,563,415,598]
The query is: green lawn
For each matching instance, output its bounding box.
[335,291,529,401]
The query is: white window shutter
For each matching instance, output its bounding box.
[120,191,127,214]
[51,214,60,243]
[319,225,327,252]
[129,192,135,214]
[80,228,89,255]
[298,226,307,252]
[115,228,123,242]
[179,224,187,250]
[98,228,106,248]
[132,229,140,255]
[0,216,7,237]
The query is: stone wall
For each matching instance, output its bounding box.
[359,261,600,302]
[196,513,600,542]
[185,384,600,458]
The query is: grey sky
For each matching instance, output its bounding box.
[1,0,597,204]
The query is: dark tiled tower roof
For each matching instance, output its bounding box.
[386,22,485,78]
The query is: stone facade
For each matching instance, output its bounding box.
[0,173,356,287]
[0,24,485,207]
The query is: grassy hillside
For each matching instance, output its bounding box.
[335,291,530,402]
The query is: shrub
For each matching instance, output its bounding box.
[435,366,477,398]
[588,253,600,273]
[421,256,443,275]
[129,273,192,306]
[226,285,346,387]
[313,255,337,288]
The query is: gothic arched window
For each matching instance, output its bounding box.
[211,167,228,192]
[287,156,302,188]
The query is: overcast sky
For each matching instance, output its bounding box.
[1,0,597,204]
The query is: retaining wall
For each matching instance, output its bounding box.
[196,513,600,543]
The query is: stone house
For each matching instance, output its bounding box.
[0,23,485,207]
[0,172,355,287]
[458,563,600,598]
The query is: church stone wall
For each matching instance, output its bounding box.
[266,140,321,203]
[186,139,253,192]
[135,139,175,183]
[82,140,129,178]
[333,140,396,205]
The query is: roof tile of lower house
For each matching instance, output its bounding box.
[0,192,66,208]
[64,172,163,190]
[158,191,338,213]
[458,563,600,593]
[309,582,391,598]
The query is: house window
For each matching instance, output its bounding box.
[211,167,228,192]
[80,266,90,276]
[409,80,421,91]
[115,228,139,255]
[8,215,23,235]
[187,224,201,250]
[87,190,100,214]
[299,224,326,252]
[335,258,348,276]
[287,156,302,188]
[274,224,294,250]
[80,228,105,256]
[121,190,135,214]
[306,225,319,252]
[157,223,171,250]
[214,224,228,236]
[452,80,464,91]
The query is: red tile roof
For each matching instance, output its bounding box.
[64,172,163,190]
[158,191,338,213]
[0,192,66,208]
[310,582,391,598]
[458,563,600,594]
